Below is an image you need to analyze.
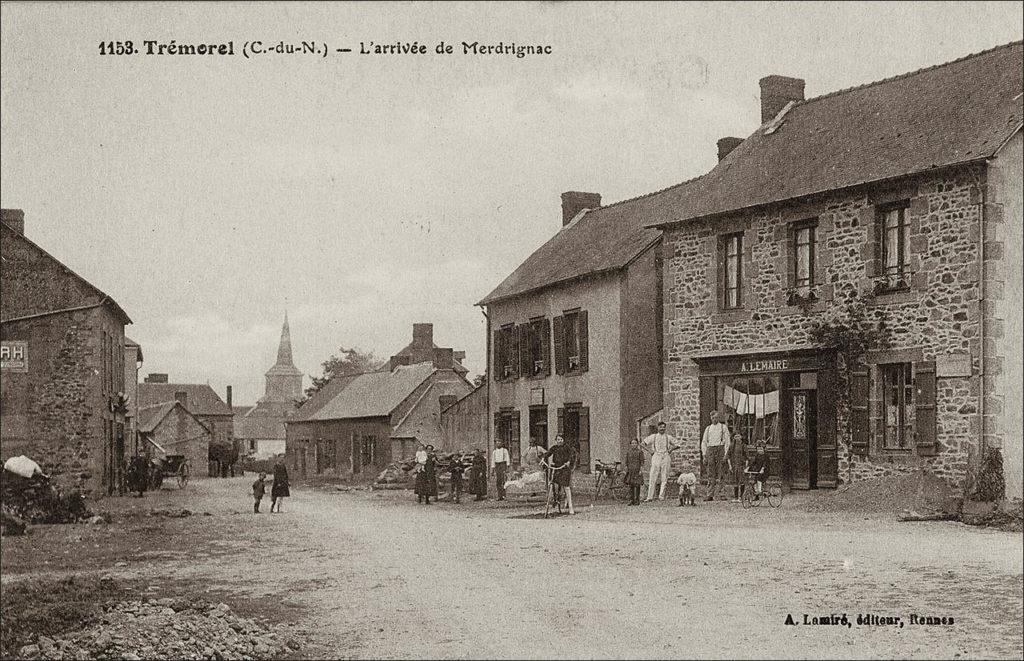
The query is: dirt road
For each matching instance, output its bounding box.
[3,477,1022,659]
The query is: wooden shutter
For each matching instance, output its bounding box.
[578,407,590,470]
[914,361,937,456]
[578,310,589,373]
[494,412,502,445]
[716,235,726,310]
[553,315,565,375]
[518,324,530,378]
[870,206,882,278]
[850,369,870,455]
[541,318,552,376]
[510,324,521,379]
[557,408,565,437]
[511,410,521,465]
[493,329,503,382]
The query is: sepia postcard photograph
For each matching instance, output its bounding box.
[1,2,1022,659]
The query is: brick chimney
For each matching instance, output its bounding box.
[174,390,188,407]
[717,137,743,161]
[145,373,169,383]
[411,323,434,363]
[759,75,805,124]
[432,348,454,369]
[561,192,601,226]
[226,385,232,408]
[1,209,25,235]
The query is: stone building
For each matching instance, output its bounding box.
[138,374,234,474]
[648,43,1022,496]
[477,190,671,471]
[285,324,472,480]
[123,338,144,454]
[1,208,133,497]
[137,400,211,477]
[235,315,302,458]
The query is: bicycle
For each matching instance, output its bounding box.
[741,471,782,508]
[541,460,571,518]
[592,460,630,504]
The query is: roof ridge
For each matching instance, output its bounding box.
[591,172,708,214]
[800,39,1023,107]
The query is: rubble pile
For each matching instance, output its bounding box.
[803,470,958,516]
[373,462,411,485]
[0,470,92,529]
[16,599,300,661]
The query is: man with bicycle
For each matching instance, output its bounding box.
[541,434,576,515]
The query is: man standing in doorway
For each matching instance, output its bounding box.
[492,440,511,501]
[701,411,731,501]
[643,421,680,502]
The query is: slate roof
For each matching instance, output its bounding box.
[648,40,1024,227]
[137,401,209,434]
[476,183,697,305]
[292,362,436,422]
[138,383,233,416]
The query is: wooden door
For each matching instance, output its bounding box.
[787,390,816,489]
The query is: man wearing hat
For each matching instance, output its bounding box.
[701,411,731,501]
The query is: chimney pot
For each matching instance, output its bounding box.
[758,75,805,124]
[560,191,601,226]
[145,373,169,384]
[433,348,454,369]
[1,209,25,235]
[226,385,233,408]
[716,137,744,161]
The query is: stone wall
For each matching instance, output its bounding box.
[147,405,211,480]
[663,165,988,490]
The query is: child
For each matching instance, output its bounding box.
[744,441,768,497]
[448,455,465,504]
[252,472,267,514]
[677,470,698,506]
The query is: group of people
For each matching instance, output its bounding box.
[251,461,290,513]
[412,444,490,504]
[622,417,768,505]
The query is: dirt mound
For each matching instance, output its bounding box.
[803,470,959,515]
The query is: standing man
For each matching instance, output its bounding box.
[492,440,511,501]
[701,411,731,501]
[642,421,680,502]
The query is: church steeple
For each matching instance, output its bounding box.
[262,312,303,402]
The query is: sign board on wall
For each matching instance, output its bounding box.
[0,341,28,373]
[530,388,545,406]
[936,352,972,378]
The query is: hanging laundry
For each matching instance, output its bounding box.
[735,392,750,415]
[764,390,780,415]
[723,385,739,410]
[754,393,766,418]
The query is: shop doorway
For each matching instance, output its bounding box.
[786,389,817,489]
[558,405,590,473]
[529,406,548,449]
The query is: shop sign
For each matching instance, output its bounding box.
[696,351,831,375]
[936,353,972,378]
[530,388,545,405]
[0,341,28,373]
[740,359,789,373]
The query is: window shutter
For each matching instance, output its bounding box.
[787,225,797,289]
[578,310,589,373]
[494,412,502,445]
[511,410,521,465]
[914,361,937,456]
[493,329,503,382]
[518,324,530,378]
[557,408,564,437]
[578,407,590,442]
[541,318,552,376]
[716,236,726,309]
[578,407,590,470]
[553,316,565,375]
[870,207,882,278]
[850,369,870,455]
[511,324,521,379]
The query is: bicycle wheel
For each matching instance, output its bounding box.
[766,483,783,508]
[741,486,753,508]
[177,463,189,488]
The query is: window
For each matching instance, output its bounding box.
[523,317,551,377]
[494,324,518,380]
[563,311,581,372]
[881,363,914,450]
[722,232,743,309]
[715,376,781,448]
[880,204,910,290]
[494,410,521,465]
[792,221,817,292]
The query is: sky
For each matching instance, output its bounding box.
[2,1,1022,405]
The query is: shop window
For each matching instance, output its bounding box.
[721,232,744,309]
[716,376,781,447]
[881,363,914,450]
[878,203,911,291]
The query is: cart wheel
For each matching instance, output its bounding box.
[177,463,189,488]
[766,483,782,508]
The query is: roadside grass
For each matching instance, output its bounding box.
[0,575,135,658]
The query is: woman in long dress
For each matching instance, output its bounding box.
[270,461,290,513]
[541,435,576,515]
[470,449,488,501]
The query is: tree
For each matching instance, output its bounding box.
[305,347,383,398]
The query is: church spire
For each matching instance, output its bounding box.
[275,312,295,367]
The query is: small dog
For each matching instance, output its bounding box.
[677,472,697,506]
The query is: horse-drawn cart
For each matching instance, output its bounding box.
[149,454,189,489]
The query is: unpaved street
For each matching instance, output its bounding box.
[3,478,1022,659]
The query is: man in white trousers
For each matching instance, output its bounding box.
[642,421,680,502]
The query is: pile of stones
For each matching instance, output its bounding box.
[17,599,301,660]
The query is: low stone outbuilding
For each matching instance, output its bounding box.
[138,401,211,477]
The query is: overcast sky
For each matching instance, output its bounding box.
[2,2,1021,405]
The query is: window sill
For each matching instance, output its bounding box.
[712,309,753,324]
[868,289,918,306]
